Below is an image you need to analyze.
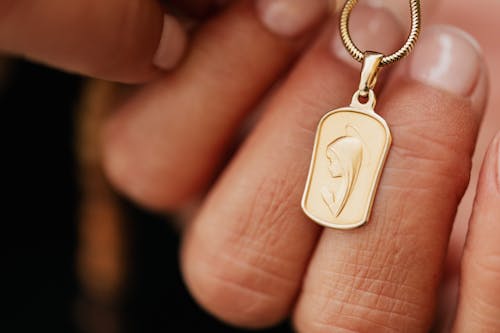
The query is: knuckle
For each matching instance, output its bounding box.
[295,292,427,333]
[183,175,308,328]
[295,241,431,333]
[102,119,181,211]
[295,292,425,333]
[184,243,295,328]
[291,90,339,140]
[388,113,474,197]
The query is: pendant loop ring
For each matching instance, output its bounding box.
[339,0,422,66]
[351,89,376,111]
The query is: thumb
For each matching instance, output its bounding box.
[0,0,187,82]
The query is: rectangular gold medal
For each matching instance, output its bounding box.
[301,90,391,229]
[302,1,421,229]
[302,53,392,229]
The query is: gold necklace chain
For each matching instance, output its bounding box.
[339,0,422,67]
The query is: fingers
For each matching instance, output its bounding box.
[294,26,487,332]
[0,0,186,82]
[103,0,320,211]
[452,133,500,332]
[181,5,405,328]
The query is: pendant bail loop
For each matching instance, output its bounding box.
[358,51,383,97]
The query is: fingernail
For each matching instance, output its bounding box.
[331,4,404,68]
[256,0,327,38]
[409,26,482,97]
[153,14,187,71]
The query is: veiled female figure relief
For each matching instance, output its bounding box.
[321,126,364,217]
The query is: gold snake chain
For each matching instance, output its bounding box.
[339,0,422,66]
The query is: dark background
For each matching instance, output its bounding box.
[2,60,292,333]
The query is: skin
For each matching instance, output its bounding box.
[2,0,499,332]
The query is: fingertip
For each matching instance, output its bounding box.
[408,25,487,113]
[101,109,181,212]
[153,14,188,71]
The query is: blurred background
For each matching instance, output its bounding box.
[1,59,291,333]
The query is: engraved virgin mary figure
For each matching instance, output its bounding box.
[321,126,365,217]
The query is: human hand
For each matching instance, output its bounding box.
[100,0,499,332]
[0,0,210,82]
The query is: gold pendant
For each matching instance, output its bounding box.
[302,53,391,229]
[302,0,422,229]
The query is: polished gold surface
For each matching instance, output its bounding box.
[339,0,421,66]
[302,89,391,229]
[358,51,382,97]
